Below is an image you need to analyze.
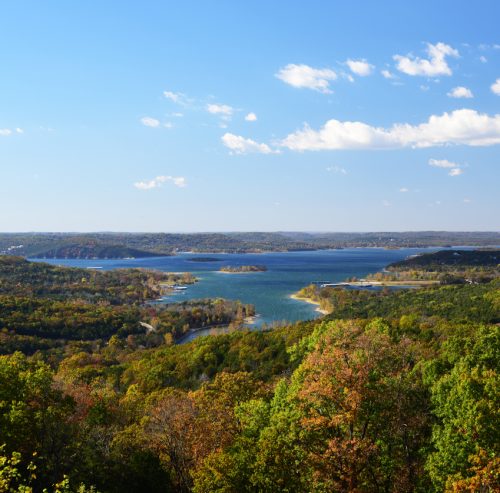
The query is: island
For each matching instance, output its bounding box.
[219,264,268,273]
[187,257,222,262]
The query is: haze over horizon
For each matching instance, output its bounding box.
[2,230,499,234]
[1,1,499,231]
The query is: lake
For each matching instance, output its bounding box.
[34,248,437,338]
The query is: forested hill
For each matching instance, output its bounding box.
[1,231,500,258]
[0,255,189,303]
[388,249,500,271]
[29,243,170,259]
[0,256,251,356]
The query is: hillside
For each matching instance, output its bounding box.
[0,256,249,357]
[1,232,500,258]
[29,243,170,259]
[388,249,500,273]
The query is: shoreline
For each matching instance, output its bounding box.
[347,280,440,287]
[290,293,330,315]
[371,280,439,286]
[27,245,494,262]
[175,315,259,344]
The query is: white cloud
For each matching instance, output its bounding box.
[141,117,173,129]
[275,63,337,93]
[171,177,186,187]
[245,112,257,122]
[0,127,22,136]
[326,166,347,175]
[399,187,409,192]
[428,158,457,168]
[222,133,278,154]
[382,200,391,207]
[164,91,181,102]
[163,91,191,106]
[394,42,459,76]
[346,59,374,76]
[447,86,473,98]
[479,55,487,63]
[280,109,500,151]
[206,103,234,117]
[479,44,500,51]
[463,198,472,203]
[381,69,396,79]
[172,177,186,187]
[491,78,500,95]
[140,116,161,128]
[134,175,186,190]
[429,159,464,177]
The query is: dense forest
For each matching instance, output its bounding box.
[0,253,498,492]
[0,257,250,356]
[1,232,499,258]
[0,256,195,303]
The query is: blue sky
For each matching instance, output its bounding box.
[1,0,499,232]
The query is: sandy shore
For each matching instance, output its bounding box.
[290,293,329,315]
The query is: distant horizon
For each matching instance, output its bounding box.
[1,230,498,234]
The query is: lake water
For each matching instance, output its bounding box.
[34,248,437,337]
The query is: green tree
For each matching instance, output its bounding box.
[0,353,76,488]
[425,325,499,491]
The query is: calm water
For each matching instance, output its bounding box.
[34,248,438,337]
